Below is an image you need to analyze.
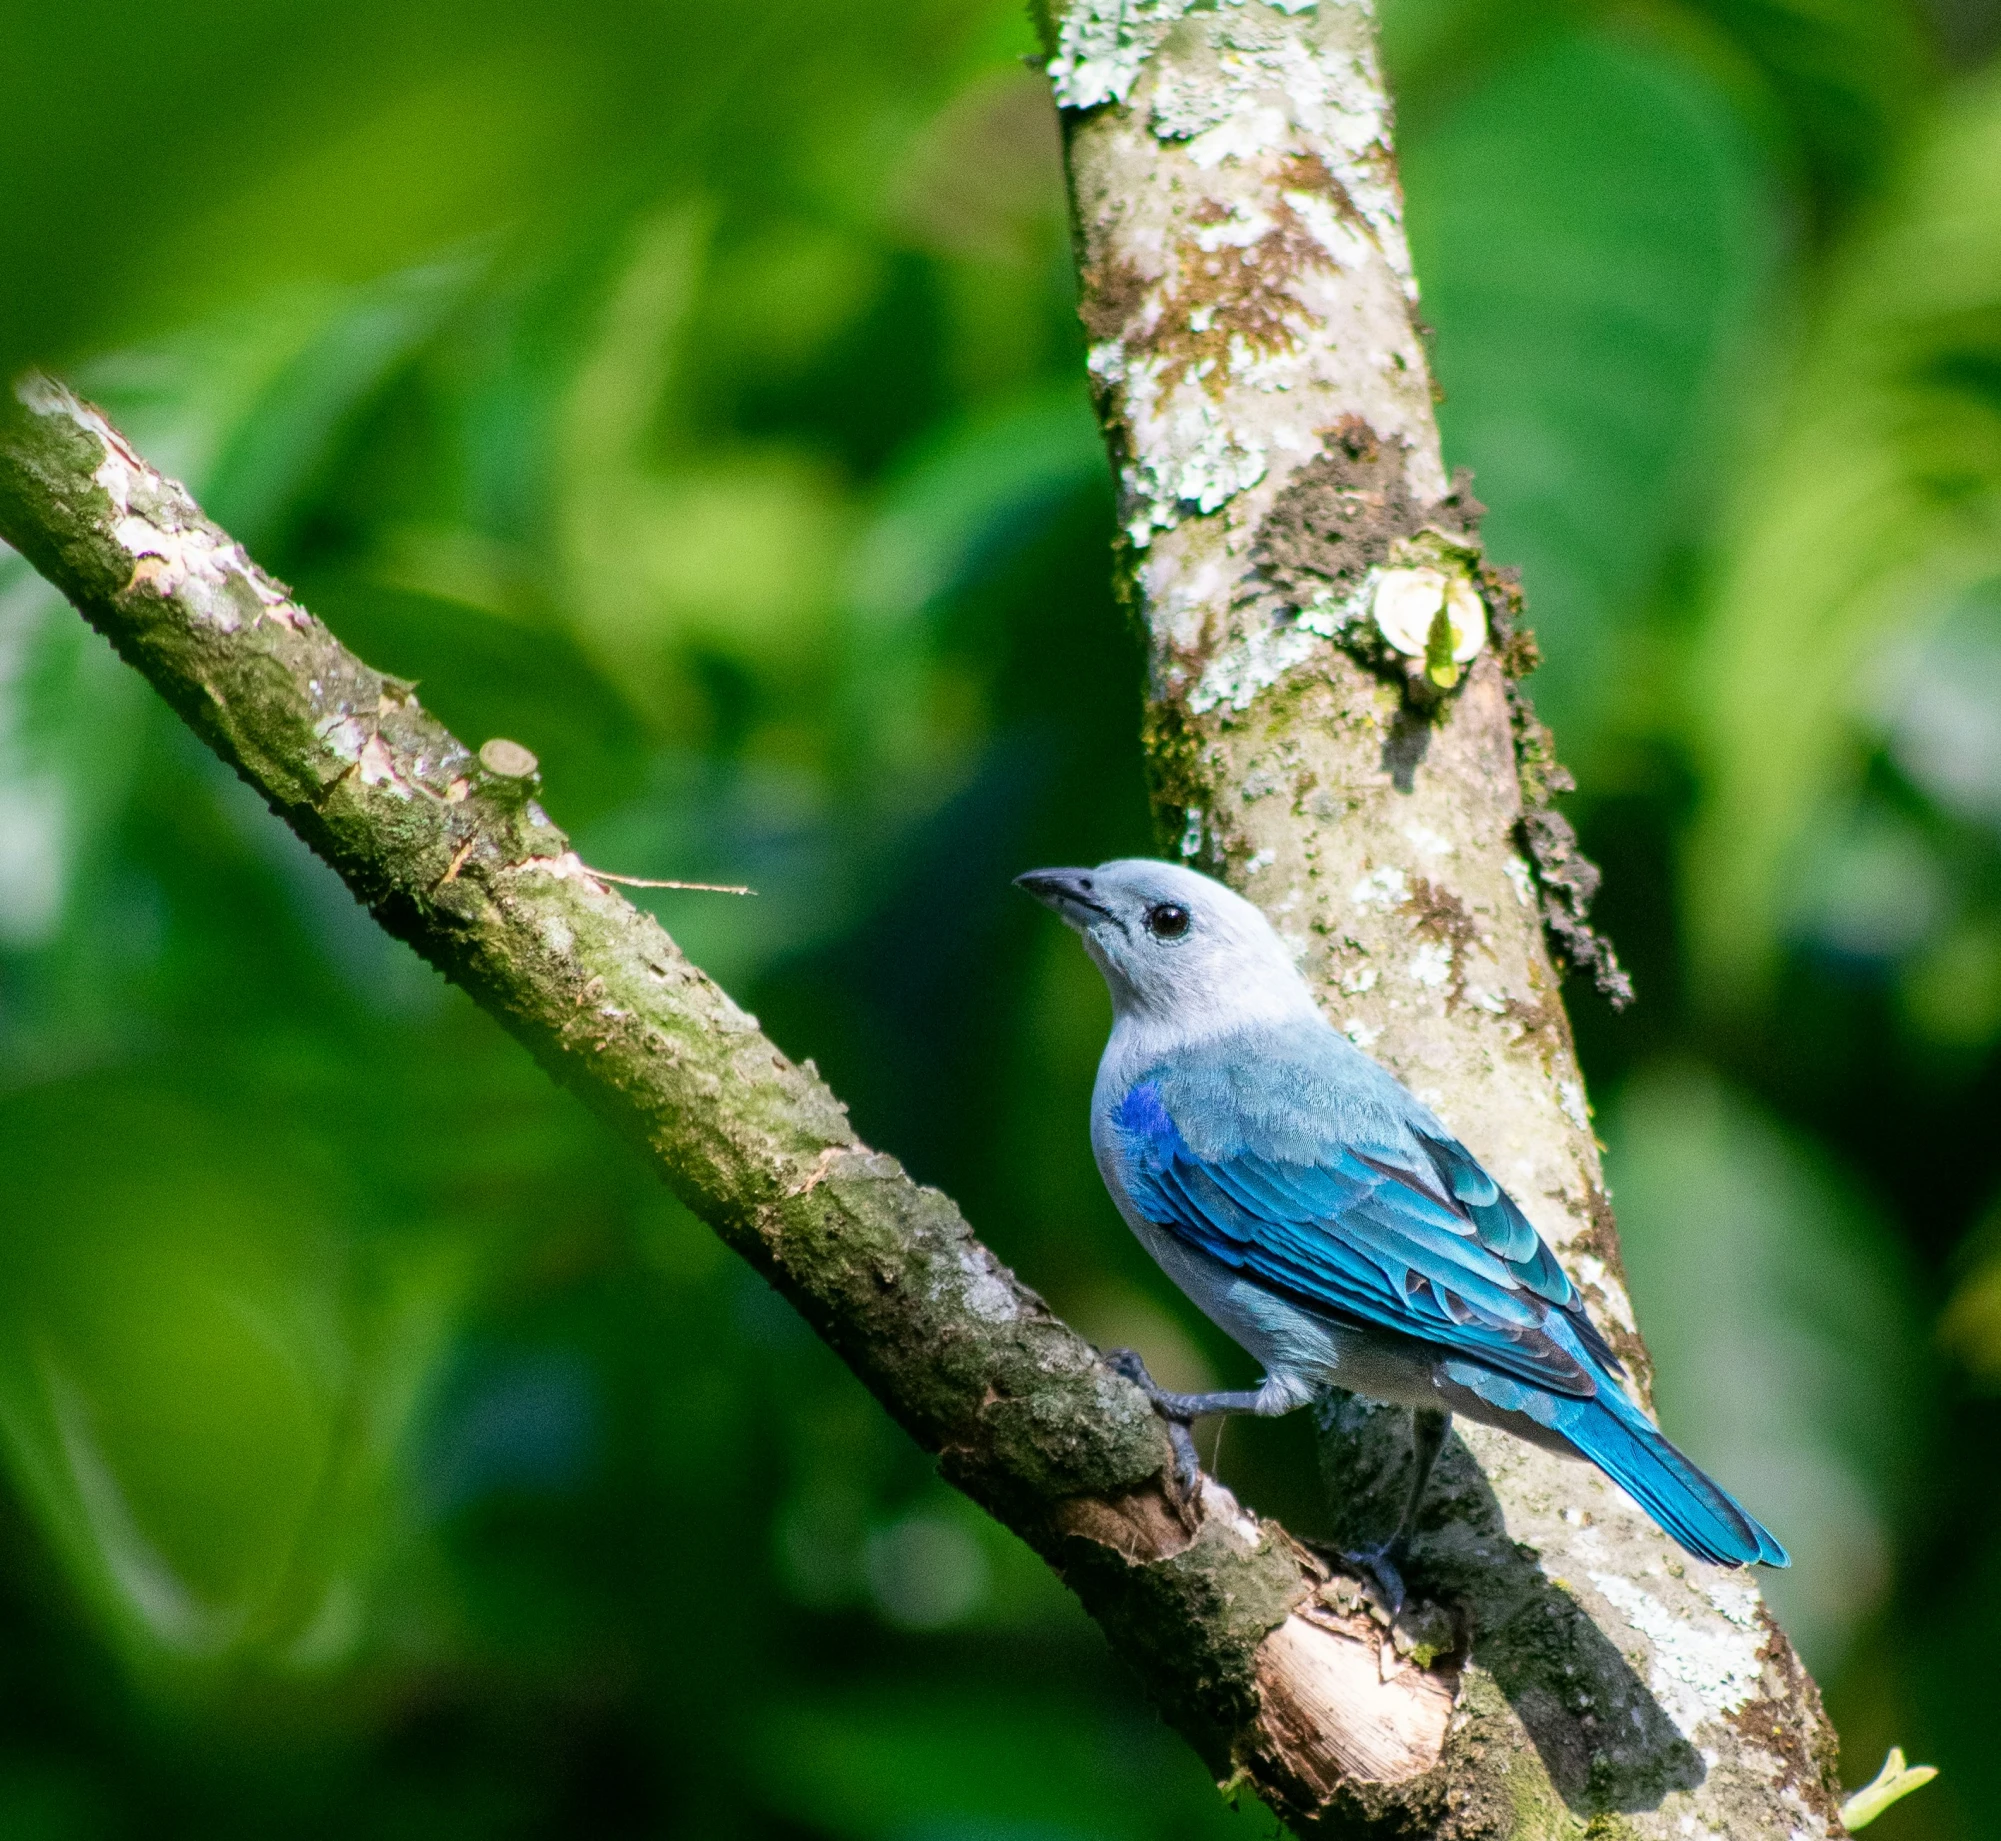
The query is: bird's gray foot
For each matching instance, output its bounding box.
[1105,1350,1300,1490]
[1300,1533,1410,1616]
[1342,1539,1410,1618]
[1309,1408,1452,1618]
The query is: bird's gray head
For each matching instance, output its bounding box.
[1014,858,1319,1035]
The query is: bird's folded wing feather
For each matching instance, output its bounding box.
[1113,1075,1623,1397]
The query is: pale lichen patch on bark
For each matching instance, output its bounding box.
[1586,1572,1769,1742]
[16,376,301,637]
[1062,0,1442,561]
[1047,0,1325,115]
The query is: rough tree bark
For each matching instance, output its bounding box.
[0,9,1843,1831]
[1038,0,1843,1835]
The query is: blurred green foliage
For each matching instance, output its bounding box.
[4,0,2001,1835]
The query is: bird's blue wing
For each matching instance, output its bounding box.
[1112,1075,1622,1397]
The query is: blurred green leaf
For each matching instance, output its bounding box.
[1939,1183,2001,1384]
[1385,0,1934,219]
[1688,62,2001,1005]
[849,386,1105,625]
[0,1073,471,1686]
[1403,23,1779,764]
[197,260,481,552]
[1674,0,1935,209]
[0,564,145,962]
[1604,1062,1933,1672]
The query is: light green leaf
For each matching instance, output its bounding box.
[1687,64,2001,1003]
[1840,1746,1939,1830]
[196,259,478,550]
[555,208,851,708]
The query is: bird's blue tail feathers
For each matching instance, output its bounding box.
[1566,1390,1789,1569]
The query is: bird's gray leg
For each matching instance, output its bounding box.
[1341,1407,1450,1615]
[1148,1385,1279,1419]
[1103,1349,1301,1489]
[1395,1405,1450,1546]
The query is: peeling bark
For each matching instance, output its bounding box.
[1041,0,1840,1834]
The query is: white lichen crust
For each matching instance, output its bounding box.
[1060,0,1437,571]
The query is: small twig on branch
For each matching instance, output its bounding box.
[584,870,755,894]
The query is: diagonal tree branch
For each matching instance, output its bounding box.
[0,373,1455,1829]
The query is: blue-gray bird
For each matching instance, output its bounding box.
[1017,858,1786,1596]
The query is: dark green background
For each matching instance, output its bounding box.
[1,0,1997,1834]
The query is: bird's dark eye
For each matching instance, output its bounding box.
[1145,903,1191,940]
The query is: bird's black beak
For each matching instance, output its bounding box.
[1014,868,1113,923]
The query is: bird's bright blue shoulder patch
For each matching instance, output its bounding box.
[1115,1079,1178,1143]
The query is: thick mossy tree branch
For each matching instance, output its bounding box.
[0,375,1465,1831]
[1038,1,1842,1837]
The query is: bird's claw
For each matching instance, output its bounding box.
[1353,1543,1409,1619]
[1163,1421,1202,1493]
[1305,1537,1410,1619]
[1105,1348,1203,1493]
[1104,1347,1156,1392]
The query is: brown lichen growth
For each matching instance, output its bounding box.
[1079,252,1154,344]
[1256,416,1425,605]
[1122,191,1340,400]
[1408,874,1482,1012]
[1518,804,1634,1011]
[1571,1182,1634,1300]
[1570,1182,1653,1393]
[1481,571,1632,1010]
[1499,991,1562,1053]
[1728,1606,1844,1825]
[1481,564,1539,681]
[1506,691,1574,813]
[1254,430,1488,716]
[1277,149,1367,227]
